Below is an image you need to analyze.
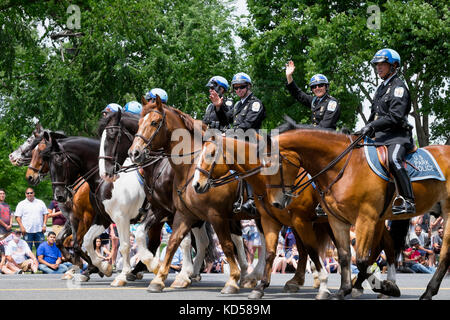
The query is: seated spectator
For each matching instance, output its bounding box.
[285,244,299,271]
[116,234,139,271]
[5,230,38,273]
[431,227,443,265]
[350,235,359,274]
[37,231,72,274]
[160,237,184,273]
[94,237,112,263]
[204,241,226,274]
[0,243,22,274]
[324,248,339,274]
[403,238,436,274]
[376,250,388,273]
[272,242,287,273]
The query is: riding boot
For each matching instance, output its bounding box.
[392,168,415,215]
[238,182,258,218]
[315,204,327,217]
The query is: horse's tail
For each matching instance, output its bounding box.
[313,222,333,256]
[388,219,410,261]
[204,222,220,263]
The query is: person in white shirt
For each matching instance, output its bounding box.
[5,230,38,272]
[14,188,48,252]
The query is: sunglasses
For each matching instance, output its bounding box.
[234,85,247,91]
[311,84,326,89]
[26,192,34,195]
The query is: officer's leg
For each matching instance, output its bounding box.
[388,144,415,215]
[240,181,258,217]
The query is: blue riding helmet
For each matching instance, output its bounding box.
[206,76,229,91]
[231,72,252,86]
[124,101,142,115]
[309,74,329,87]
[145,88,168,103]
[370,48,401,66]
[102,103,122,113]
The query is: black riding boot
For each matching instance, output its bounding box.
[392,168,415,215]
[234,182,258,218]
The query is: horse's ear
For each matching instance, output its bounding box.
[141,96,148,106]
[34,122,44,135]
[115,109,122,124]
[49,132,62,152]
[43,131,51,142]
[155,95,162,109]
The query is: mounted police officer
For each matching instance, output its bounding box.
[124,101,142,115]
[102,103,122,117]
[285,60,341,130]
[285,60,341,216]
[145,88,168,104]
[359,48,415,215]
[203,76,233,131]
[214,72,266,217]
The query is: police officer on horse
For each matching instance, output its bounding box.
[213,72,266,217]
[204,76,233,131]
[285,60,341,216]
[359,48,415,215]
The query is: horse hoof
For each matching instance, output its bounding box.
[374,280,401,297]
[171,280,191,289]
[283,283,300,293]
[221,285,239,295]
[126,273,137,282]
[78,274,90,282]
[377,293,390,299]
[351,288,364,298]
[135,272,144,280]
[330,293,345,300]
[111,279,127,287]
[147,282,164,293]
[61,273,74,280]
[190,274,201,283]
[313,277,321,289]
[248,290,264,300]
[316,290,331,300]
[241,279,257,289]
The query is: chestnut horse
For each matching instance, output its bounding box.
[128,96,265,294]
[191,134,334,299]
[267,124,449,300]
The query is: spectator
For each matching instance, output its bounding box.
[403,238,436,273]
[272,242,287,273]
[5,230,38,273]
[108,224,119,270]
[94,237,112,263]
[283,226,296,260]
[411,224,435,266]
[376,250,388,273]
[350,237,359,274]
[204,238,226,274]
[37,231,72,274]
[430,215,444,237]
[431,227,443,265]
[47,200,67,236]
[241,219,261,272]
[116,234,139,271]
[324,248,339,274]
[285,244,299,271]
[14,187,48,252]
[0,243,23,274]
[0,188,13,237]
[160,244,183,273]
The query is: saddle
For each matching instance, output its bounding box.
[364,137,445,182]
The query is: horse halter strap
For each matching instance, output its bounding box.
[98,124,134,173]
[134,109,166,151]
[264,151,304,197]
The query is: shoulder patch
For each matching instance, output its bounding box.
[327,100,337,112]
[225,100,233,107]
[251,101,261,112]
[394,87,404,98]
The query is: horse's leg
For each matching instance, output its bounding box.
[284,232,307,293]
[82,224,111,276]
[249,218,282,299]
[230,233,250,287]
[57,223,75,280]
[171,232,194,288]
[147,212,193,293]
[327,217,352,300]
[110,215,131,287]
[420,200,449,300]
[249,230,266,285]
[190,223,209,282]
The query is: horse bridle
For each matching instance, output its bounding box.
[98,124,135,174]
[134,109,166,152]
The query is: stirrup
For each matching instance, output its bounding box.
[315,204,327,217]
[392,195,415,215]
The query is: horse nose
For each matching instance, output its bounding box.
[129,148,141,163]
[56,195,66,202]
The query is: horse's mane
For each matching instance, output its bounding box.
[142,102,207,133]
[41,136,99,160]
[274,115,348,140]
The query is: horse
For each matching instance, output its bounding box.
[97,110,220,288]
[265,123,449,300]
[128,96,265,294]
[99,110,252,288]
[9,121,45,166]
[191,133,334,299]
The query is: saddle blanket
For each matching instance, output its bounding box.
[363,137,446,182]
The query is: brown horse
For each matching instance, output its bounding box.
[191,134,334,299]
[266,124,450,300]
[128,96,263,294]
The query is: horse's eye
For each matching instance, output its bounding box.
[151,120,159,127]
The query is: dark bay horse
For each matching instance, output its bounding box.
[266,124,450,300]
[128,96,265,294]
[99,110,257,288]
[191,134,335,299]
[98,110,221,288]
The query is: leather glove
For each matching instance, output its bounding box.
[358,124,375,137]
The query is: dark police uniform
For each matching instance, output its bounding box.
[216,92,266,130]
[203,97,234,132]
[286,80,340,130]
[367,73,415,212]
